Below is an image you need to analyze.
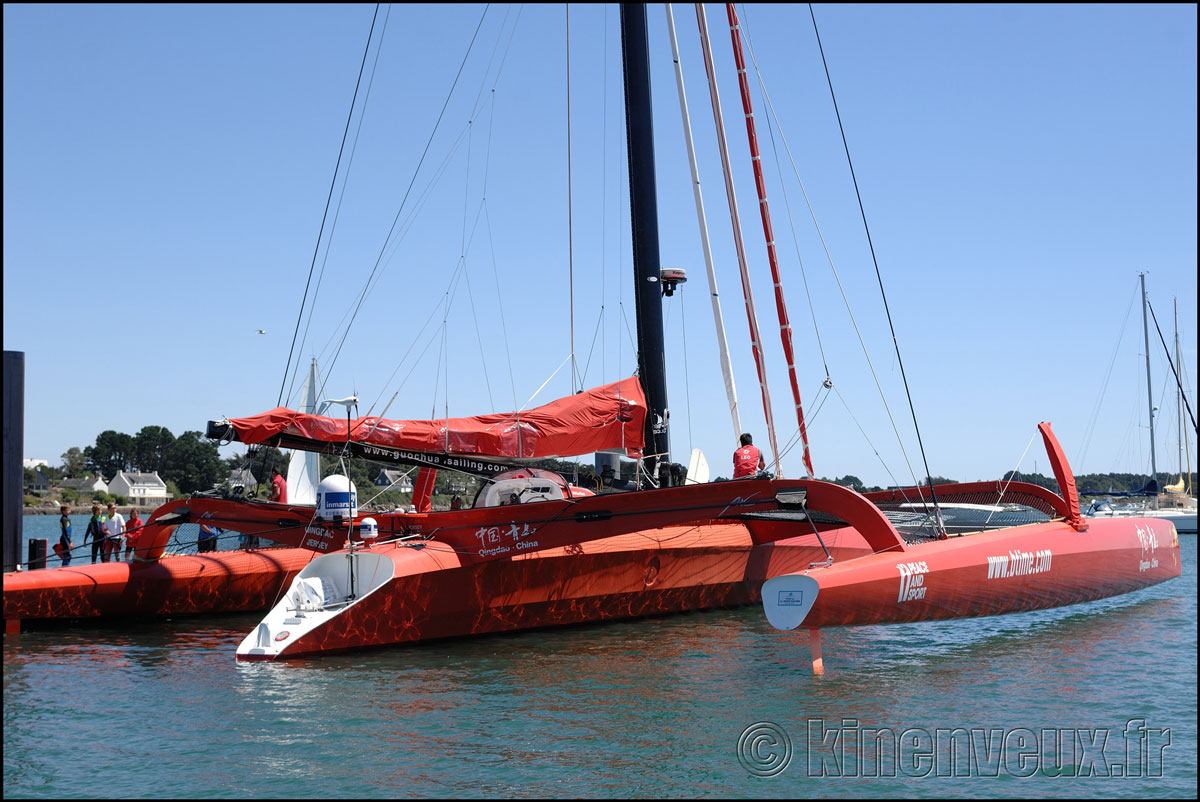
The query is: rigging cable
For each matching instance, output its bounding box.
[726,2,814,478]
[808,3,944,530]
[731,9,921,494]
[986,430,1040,527]
[665,2,742,444]
[738,7,829,382]
[1147,297,1198,435]
[285,5,394,410]
[320,5,492,400]
[1075,278,1139,474]
[278,4,382,408]
[566,4,580,393]
[695,3,783,476]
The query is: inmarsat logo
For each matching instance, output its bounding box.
[896,560,929,602]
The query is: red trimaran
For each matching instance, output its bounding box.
[5,6,1179,661]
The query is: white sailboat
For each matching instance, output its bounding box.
[285,358,322,506]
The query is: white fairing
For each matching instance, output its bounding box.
[476,476,566,508]
[236,551,394,660]
[286,358,321,505]
[761,573,820,631]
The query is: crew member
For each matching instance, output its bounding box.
[733,433,765,479]
[269,468,288,504]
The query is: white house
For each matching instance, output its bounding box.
[58,475,109,494]
[374,469,413,493]
[107,471,172,507]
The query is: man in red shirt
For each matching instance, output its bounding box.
[270,468,288,504]
[733,433,765,478]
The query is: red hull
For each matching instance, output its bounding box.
[241,524,870,659]
[3,549,316,624]
[763,517,1182,630]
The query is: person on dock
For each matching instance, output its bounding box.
[104,503,126,561]
[58,504,74,567]
[733,433,765,479]
[84,504,107,563]
[124,508,144,561]
[198,523,220,553]
[269,468,287,504]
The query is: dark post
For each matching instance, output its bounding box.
[27,539,47,570]
[621,3,670,483]
[3,351,24,573]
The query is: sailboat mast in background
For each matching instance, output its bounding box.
[1140,273,1159,509]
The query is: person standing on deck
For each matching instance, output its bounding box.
[58,504,74,566]
[104,503,126,561]
[198,523,219,553]
[84,504,107,563]
[124,508,144,561]
[733,433,765,479]
[269,468,287,504]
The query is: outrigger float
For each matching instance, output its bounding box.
[763,424,1181,673]
[3,546,316,632]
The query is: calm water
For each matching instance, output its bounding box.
[5,517,1196,798]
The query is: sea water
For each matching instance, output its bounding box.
[4,516,1196,798]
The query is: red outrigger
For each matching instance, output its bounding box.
[763,423,1182,673]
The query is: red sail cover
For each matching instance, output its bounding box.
[228,377,646,459]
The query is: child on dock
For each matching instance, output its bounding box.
[58,504,74,566]
[84,504,106,563]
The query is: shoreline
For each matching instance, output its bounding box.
[23,505,160,516]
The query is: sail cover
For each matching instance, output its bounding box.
[225,377,646,460]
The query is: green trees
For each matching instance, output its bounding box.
[133,425,175,474]
[60,447,87,477]
[84,430,135,478]
[165,431,226,494]
[73,426,225,495]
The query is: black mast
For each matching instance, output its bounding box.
[620,3,670,484]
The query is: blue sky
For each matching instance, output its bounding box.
[4,3,1197,488]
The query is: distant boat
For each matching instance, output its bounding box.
[1081,275,1197,534]
[1085,498,1196,535]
